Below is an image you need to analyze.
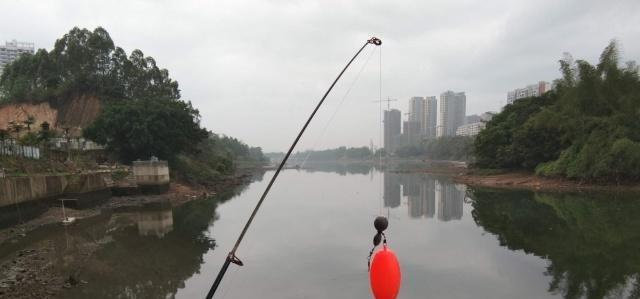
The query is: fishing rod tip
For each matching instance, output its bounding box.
[368,37,382,46]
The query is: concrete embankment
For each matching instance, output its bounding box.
[0,173,110,208]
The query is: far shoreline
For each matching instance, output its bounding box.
[389,161,640,193]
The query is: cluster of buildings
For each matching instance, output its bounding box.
[0,40,34,74]
[507,81,552,104]
[383,91,494,153]
[383,80,554,153]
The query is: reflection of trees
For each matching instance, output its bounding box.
[63,188,244,298]
[469,188,640,299]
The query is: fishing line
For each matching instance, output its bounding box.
[299,46,378,168]
[206,37,382,299]
[379,44,384,215]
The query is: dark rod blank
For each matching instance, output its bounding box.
[206,37,381,299]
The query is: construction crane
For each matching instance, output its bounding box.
[372,97,398,111]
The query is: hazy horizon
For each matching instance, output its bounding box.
[2,0,639,152]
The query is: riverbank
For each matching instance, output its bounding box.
[0,169,260,299]
[395,161,640,192]
[455,171,640,192]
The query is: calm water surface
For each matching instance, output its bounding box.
[3,165,640,299]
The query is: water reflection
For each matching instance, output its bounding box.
[4,166,640,299]
[61,188,248,298]
[301,161,377,175]
[108,203,174,238]
[469,188,640,299]
[385,172,465,221]
[0,183,252,299]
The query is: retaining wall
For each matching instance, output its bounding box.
[0,173,109,208]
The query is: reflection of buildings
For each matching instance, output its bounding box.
[406,177,436,218]
[108,205,175,238]
[383,172,464,221]
[384,172,401,208]
[436,181,465,221]
[137,209,174,237]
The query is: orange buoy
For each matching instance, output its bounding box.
[369,244,401,299]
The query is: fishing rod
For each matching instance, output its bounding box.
[205,36,382,299]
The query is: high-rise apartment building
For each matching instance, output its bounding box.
[0,40,35,74]
[423,96,437,139]
[407,97,424,144]
[383,109,402,153]
[437,91,466,137]
[507,81,552,104]
[408,97,424,126]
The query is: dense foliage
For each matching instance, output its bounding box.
[395,136,474,161]
[0,27,179,103]
[474,41,640,181]
[83,98,208,162]
[174,133,267,185]
[292,146,373,161]
[0,26,267,183]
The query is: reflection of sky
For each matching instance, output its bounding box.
[177,170,560,299]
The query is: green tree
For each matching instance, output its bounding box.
[474,40,640,181]
[0,26,180,104]
[83,98,207,163]
[394,136,474,161]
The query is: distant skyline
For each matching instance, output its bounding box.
[1,0,639,152]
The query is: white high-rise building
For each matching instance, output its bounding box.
[437,91,466,137]
[407,97,425,144]
[423,96,437,139]
[0,40,35,74]
[507,81,552,104]
[408,97,424,125]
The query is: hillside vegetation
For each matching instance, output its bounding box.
[474,41,640,182]
[0,27,266,182]
[394,136,474,161]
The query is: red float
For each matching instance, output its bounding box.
[369,245,401,299]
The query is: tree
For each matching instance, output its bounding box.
[23,115,35,131]
[84,98,207,163]
[0,26,180,104]
[474,40,640,181]
[8,121,24,139]
[0,129,8,152]
[38,121,53,144]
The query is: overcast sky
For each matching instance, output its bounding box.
[2,0,639,152]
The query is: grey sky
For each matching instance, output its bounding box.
[2,0,639,152]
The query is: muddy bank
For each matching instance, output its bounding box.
[0,171,259,299]
[455,171,640,192]
[396,163,640,192]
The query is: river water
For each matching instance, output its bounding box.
[3,165,640,298]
